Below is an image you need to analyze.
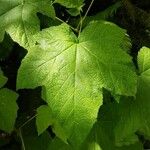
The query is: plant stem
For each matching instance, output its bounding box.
[78,12,83,36]
[19,129,25,150]
[55,17,78,33]
[51,0,56,5]
[82,0,95,22]
[77,0,95,34]
[19,115,37,129]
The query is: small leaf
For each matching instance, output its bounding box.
[36,105,67,142]
[0,69,7,88]
[67,7,81,16]
[54,0,84,9]
[0,88,18,133]
[138,46,150,74]
[79,2,122,28]
[36,105,52,135]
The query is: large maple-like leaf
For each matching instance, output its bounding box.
[17,21,137,146]
[0,0,55,48]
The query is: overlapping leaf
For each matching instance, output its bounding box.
[48,121,143,150]
[0,69,7,87]
[0,69,18,133]
[54,0,84,9]
[84,1,122,24]
[103,47,150,146]
[20,120,52,150]
[17,21,137,146]
[81,120,143,150]
[49,137,117,150]
[0,0,55,48]
[54,0,84,16]
[45,102,144,150]
[36,105,67,141]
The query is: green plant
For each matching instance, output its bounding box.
[0,0,150,149]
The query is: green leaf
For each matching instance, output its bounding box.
[72,1,122,28]
[0,69,7,88]
[22,131,52,150]
[36,105,53,135]
[20,119,52,150]
[36,105,67,142]
[0,88,18,133]
[99,100,140,146]
[85,1,122,23]
[48,137,71,150]
[67,7,81,16]
[107,47,150,146]
[0,0,55,49]
[17,21,137,146]
[0,69,18,133]
[80,122,143,150]
[48,122,143,150]
[138,46,150,74]
[54,0,84,16]
[96,1,122,20]
[54,0,84,9]
[114,98,142,146]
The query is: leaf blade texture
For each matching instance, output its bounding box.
[107,47,150,146]
[54,0,84,9]
[0,68,7,88]
[0,0,55,48]
[17,21,137,146]
[0,70,18,133]
[0,88,18,133]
